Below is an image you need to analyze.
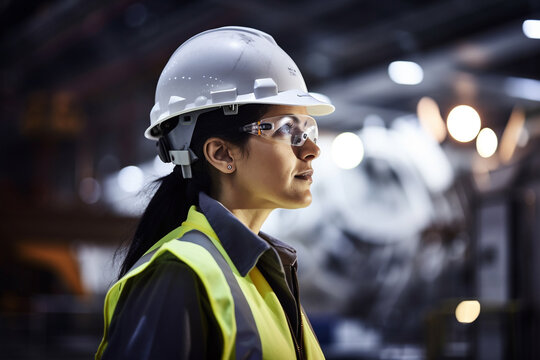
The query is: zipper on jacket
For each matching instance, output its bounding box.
[285,309,304,360]
[291,262,305,360]
[278,260,305,359]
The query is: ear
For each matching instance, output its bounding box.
[203,137,236,174]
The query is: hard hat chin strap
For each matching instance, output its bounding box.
[169,149,199,178]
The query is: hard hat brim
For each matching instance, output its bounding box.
[145,89,335,140]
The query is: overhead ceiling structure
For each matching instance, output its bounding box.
[0,0,539,202]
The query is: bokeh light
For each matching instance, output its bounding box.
[79,177,101,204]
[522,19,540,39]
[416,96,447,143]
[455,300,481,324]
[331,132,365,169]
[500,106,526,163]
[118,165,144,193]
[476,128,498,158]
[447,105,481,142]
[388,61,424,85]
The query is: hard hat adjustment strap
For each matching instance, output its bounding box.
[158,106,239,178]
[163,110,205,179]
[167,111,204,179]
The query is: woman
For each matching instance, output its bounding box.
[96,26,334,359]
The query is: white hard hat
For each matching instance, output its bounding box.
[147,26,335,177]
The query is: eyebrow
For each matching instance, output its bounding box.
[288,115,301,124]
[284,115,313,130]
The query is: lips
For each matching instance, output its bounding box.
[294,169,314,181]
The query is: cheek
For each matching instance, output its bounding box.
[263,148,295,177]
[248,144,295,182]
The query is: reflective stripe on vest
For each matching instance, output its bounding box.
[181,230,262,358]
[96,228,325,359]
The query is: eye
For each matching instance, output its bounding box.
[274,122,294,137]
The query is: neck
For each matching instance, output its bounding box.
[215,191,273,234]
[228,208,272,234]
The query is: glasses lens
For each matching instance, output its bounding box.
[260,115,318,146]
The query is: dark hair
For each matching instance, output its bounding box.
[118,104,270,278]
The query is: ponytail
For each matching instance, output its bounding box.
[118,166,189,278]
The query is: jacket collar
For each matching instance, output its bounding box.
[198,192,274,276]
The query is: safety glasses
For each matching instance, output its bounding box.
[240,114,318,146]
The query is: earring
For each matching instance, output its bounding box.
[227,164,233,170]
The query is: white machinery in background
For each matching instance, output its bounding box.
[263,116,463,338]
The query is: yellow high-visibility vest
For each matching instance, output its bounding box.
[96,206,325,359]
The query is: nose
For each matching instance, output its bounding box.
[295,138,321,160]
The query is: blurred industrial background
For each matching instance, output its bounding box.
[1,0,539,359]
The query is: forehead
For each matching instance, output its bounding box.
[262,105,308,118]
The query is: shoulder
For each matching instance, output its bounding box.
[111,252,211,331]
[103,253,221,359]
[121,252,201,299]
